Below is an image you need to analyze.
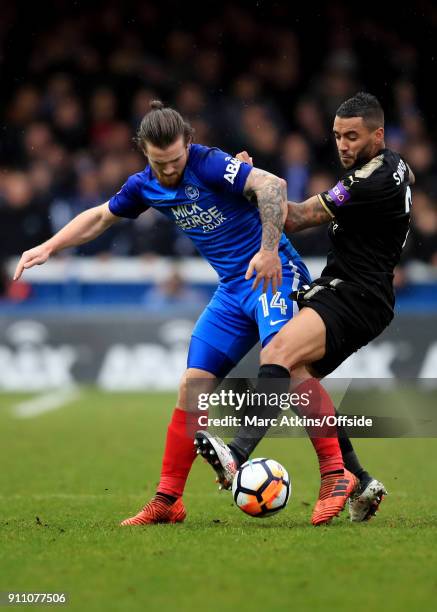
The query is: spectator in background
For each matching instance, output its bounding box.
[41,73,75,118]
[220,74,264,151]
[1,86,43,166]
[28,161,55,203]
[263,31,300,111]
[123,150,145,177]
[285,170,332,257]
[51,96,86,151]
[176,83,207,118]
[282,133,311,201]
[405,189,437,266]
[240,105,281,174]
[131,209,198,258]
[165,30,197,83]
[89,87,119,153]
[314,55,358,119]
[294,98,331,164]
[144,269,209,310]
[174,84,216,147]
[23,122,55,163]
[393,80,420,126]
[107,33,145,77]
[131,88,157,132]
[99,156,129,198]
[193,49,223,89]
[403,141,436,186]
[393,80,426,143]
[7,86,41,127]
[0,172,52,257]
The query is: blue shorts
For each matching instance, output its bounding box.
[187,257,311,377]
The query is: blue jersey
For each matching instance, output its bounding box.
[109,144,300,281]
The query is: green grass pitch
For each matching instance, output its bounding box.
[1,390,436,611]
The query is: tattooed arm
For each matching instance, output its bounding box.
[243,168,288,251]
[285,195,332,233]
[242,167,287,293]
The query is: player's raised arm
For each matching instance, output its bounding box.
[242,167,287,293]
[13,202,119,281]
[285,196,332,233]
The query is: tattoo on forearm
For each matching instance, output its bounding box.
[244,170,286,251]
[259,177,286,250]
[286,197,331,232]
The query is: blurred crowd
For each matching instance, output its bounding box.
[1,1,436,273]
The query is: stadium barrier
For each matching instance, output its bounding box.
[0,312,436,391]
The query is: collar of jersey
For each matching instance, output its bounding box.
[142,166,179,201]
[143,163,203,202]
[348,147,386,173]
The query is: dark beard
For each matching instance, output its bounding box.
[352,144,383,170]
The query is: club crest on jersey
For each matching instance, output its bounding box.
[185,184,200,200]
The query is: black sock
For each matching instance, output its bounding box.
[156,492,177,504]
[228,443,247,467]
[336,416,370,482]
[229,364,290,463]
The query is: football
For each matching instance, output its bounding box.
[232,458,291,518]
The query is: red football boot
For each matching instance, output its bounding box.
[120,496,186,526]
[312,470,358,526]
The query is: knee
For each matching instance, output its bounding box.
[178,368,216,411]
[178,369,197,403]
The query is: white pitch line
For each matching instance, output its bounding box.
[13,388,82,419]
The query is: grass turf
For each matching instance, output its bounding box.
[0,389,436,611]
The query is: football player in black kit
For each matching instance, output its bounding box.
[197,92,414,525]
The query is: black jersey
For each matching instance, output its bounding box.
[317,148,411,314]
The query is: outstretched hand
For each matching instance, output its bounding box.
[13,244,52,281]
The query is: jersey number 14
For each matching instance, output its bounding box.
[259,291,288,317]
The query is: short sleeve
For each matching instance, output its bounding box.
[108,174,149,219]
[191,147,253,195]
[318,154,387,218]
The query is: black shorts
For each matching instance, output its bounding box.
[293,277,394,378]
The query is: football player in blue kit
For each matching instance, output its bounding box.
[14,100,312,525]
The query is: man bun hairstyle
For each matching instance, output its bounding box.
[135,99,194,149]
[150,100,164,111]
[336,92,384,130]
